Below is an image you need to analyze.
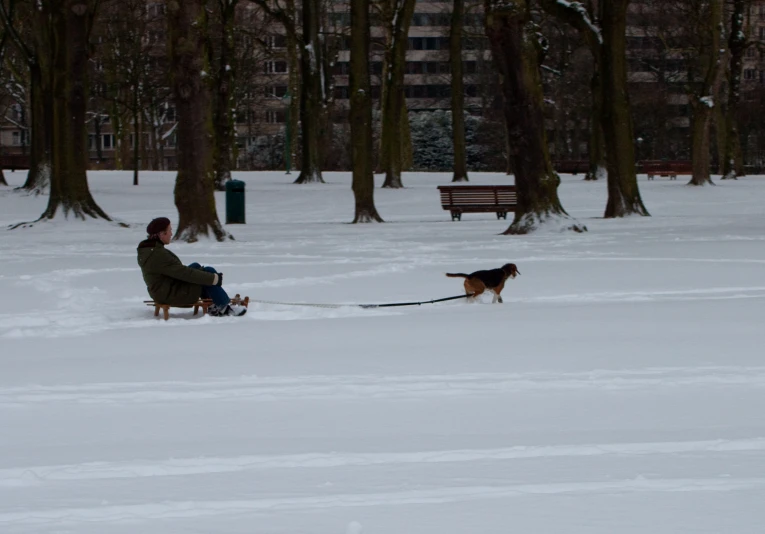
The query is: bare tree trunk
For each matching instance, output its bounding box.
[212,0,237,191]
[285,0,300,174]
[350,0,383,222]
[400,103,413,171]
[484,0,585,234]
[722,0,746,180]
[294,0,326,183]
[1,2,54,194]
[109,101,123,169]
[132,91,140,186]
[584,68,606,181]
[31,1,110,222]
[450,0,468,182]
[690,100,717,185]
[380,0,416,189]
[504,119,512,175]
[117,116,131,170]
[93,114,104,163]
[539,0,647,216]
[20,62,53,193]
[0,6,8,187]
[688,0,724,186]
[168,0,228,241]
[600,0,649,216]
[147,108,160,170]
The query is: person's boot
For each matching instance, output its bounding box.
[212,304,247,317]
[225,304,247,317]
[207,304,225,317]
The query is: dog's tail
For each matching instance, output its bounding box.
[445,272,469,278]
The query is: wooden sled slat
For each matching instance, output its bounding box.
[145,295,249,321]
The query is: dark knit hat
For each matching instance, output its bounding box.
[146,217,171,236]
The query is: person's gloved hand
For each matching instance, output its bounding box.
[215,273,223,287]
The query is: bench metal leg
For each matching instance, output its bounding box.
[496,212,507,220]
[451,211,461,221]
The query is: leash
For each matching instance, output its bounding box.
[250,293,473,310]
[358,293,472,308]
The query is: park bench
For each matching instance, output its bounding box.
[554,160,589,175]
[641,160,693,180]
[0,154,30,171]
[437,185,517,221]
[145,294,250,320]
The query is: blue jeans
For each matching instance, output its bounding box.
[188,263,230,307]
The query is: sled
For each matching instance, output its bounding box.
[144,294,250,320]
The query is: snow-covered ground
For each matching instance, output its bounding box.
[1,170,764,534]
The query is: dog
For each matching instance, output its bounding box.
[446,263,520,303]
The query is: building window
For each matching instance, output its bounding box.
[332,62,350,75]
[148,30,164,44]
[102,134,115,149]
[333,86,349,99]
[329,13,350,26]
[408,37,424,50]
[12,131,21,146]
[130,133,149,148]
[407,37,448,50]
[744,68,757,80]
[406,62,423,74]
[265,85,288,97]
[264,61,288,74]
[265,110,286,123]
[147,2,166,17]
[235,110,256,124]
[10,103,23,122]
[266,34,287,49]
[165,106,176,123]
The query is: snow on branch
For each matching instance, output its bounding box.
[541,0,602,46]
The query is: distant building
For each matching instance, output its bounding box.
[2,0,764,171]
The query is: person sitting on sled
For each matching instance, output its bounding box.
[137,217,246,317]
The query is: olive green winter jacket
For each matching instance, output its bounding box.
[137,239,215,306]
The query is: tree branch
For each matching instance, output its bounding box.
[538,0,602,51]
[244,0,298,41]
[0,0,35,63]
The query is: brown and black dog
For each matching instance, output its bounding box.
[446,263,520,303]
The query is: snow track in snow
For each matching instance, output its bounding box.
[3,478,765,526]
[2,437,764,487]
[1,366,764,406]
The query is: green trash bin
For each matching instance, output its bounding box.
[225,179,246,224]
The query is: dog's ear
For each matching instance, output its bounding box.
[504,263,520,277]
